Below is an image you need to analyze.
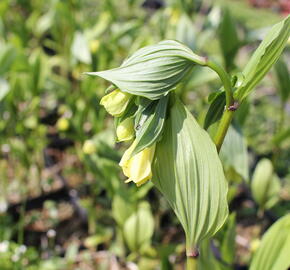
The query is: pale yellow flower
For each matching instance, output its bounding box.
[100,89,131,117]
[82,140,96,155]
[89,40,100,53]
[56,118,69,131]
[119,141,156,186]
[116,118,135,142]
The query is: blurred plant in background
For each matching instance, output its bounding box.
[0,0,290,269]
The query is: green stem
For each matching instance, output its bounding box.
[214,109,235,153]
[206,60,236,151]
[187,256,197,270]
[206,60,234,108]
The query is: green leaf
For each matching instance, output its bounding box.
[86,40,206,100]
[134,97,154,128]
[274,57,290,103]
[178,0,202,15]
[204,91,225,130]
[188,67,219,89]
[272,128,290,146]
[235,15,290,101]
[220,125,249,181]
[235,98,250,127]
[152,98,228,252]
[0,78,10,101]
[176,15,196,51]
[197,239,222,270]
[221,213,236,265]
[123,201,154,252]
[251,159,281,211]
[132,94,169,156]
[218,8,240,71]
[29,50,48,94]
[112,194,135,227]
[71,32,91,64]
[0,45,17,76]
[249,214,290,270]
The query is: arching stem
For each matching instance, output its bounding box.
[205,60,237,152]
[206,60,234,108]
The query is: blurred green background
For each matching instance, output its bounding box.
[0,0,289,269]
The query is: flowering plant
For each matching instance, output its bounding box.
[86,15,290,269]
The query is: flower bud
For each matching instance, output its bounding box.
[56,118,69,131]
[82,140,96,154]
[116,118,135,142]
[90,40,100,53]
[100,89,131,117]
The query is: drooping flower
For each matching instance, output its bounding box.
[100,89,131,117]
[119,141,156,186]
[116,118,135,142]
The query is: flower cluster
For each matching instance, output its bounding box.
[100,89,156,186]
[89,40,205,186]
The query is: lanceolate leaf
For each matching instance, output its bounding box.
[132,94,169,156]
[220,125,249,181]
[198,239,222,270]
[204,91,226,130]
[176,14,196,51]
[274,57,290,103]
[235,15,290,101]
[86,40,206,100]
[272,128,290,146]
[218,8,240,71]
[221,213,236,265]
[250,214,290,270]
[152,98,228,252]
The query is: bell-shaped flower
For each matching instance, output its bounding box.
[119,141,156,186]
[100,89,131,117]
[116,118,135,142]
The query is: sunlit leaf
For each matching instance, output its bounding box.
[235,15,290,101]
[218,8,240,71]
[71,32,91,64]
[176,14,196,51]
[274,57,290,103]
[220,125,249,181]
[250,214,290,270]
[132,94,169,156]
[152,97,228,252]
[86,40,206,100]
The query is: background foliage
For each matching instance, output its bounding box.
[0,0,289,269]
